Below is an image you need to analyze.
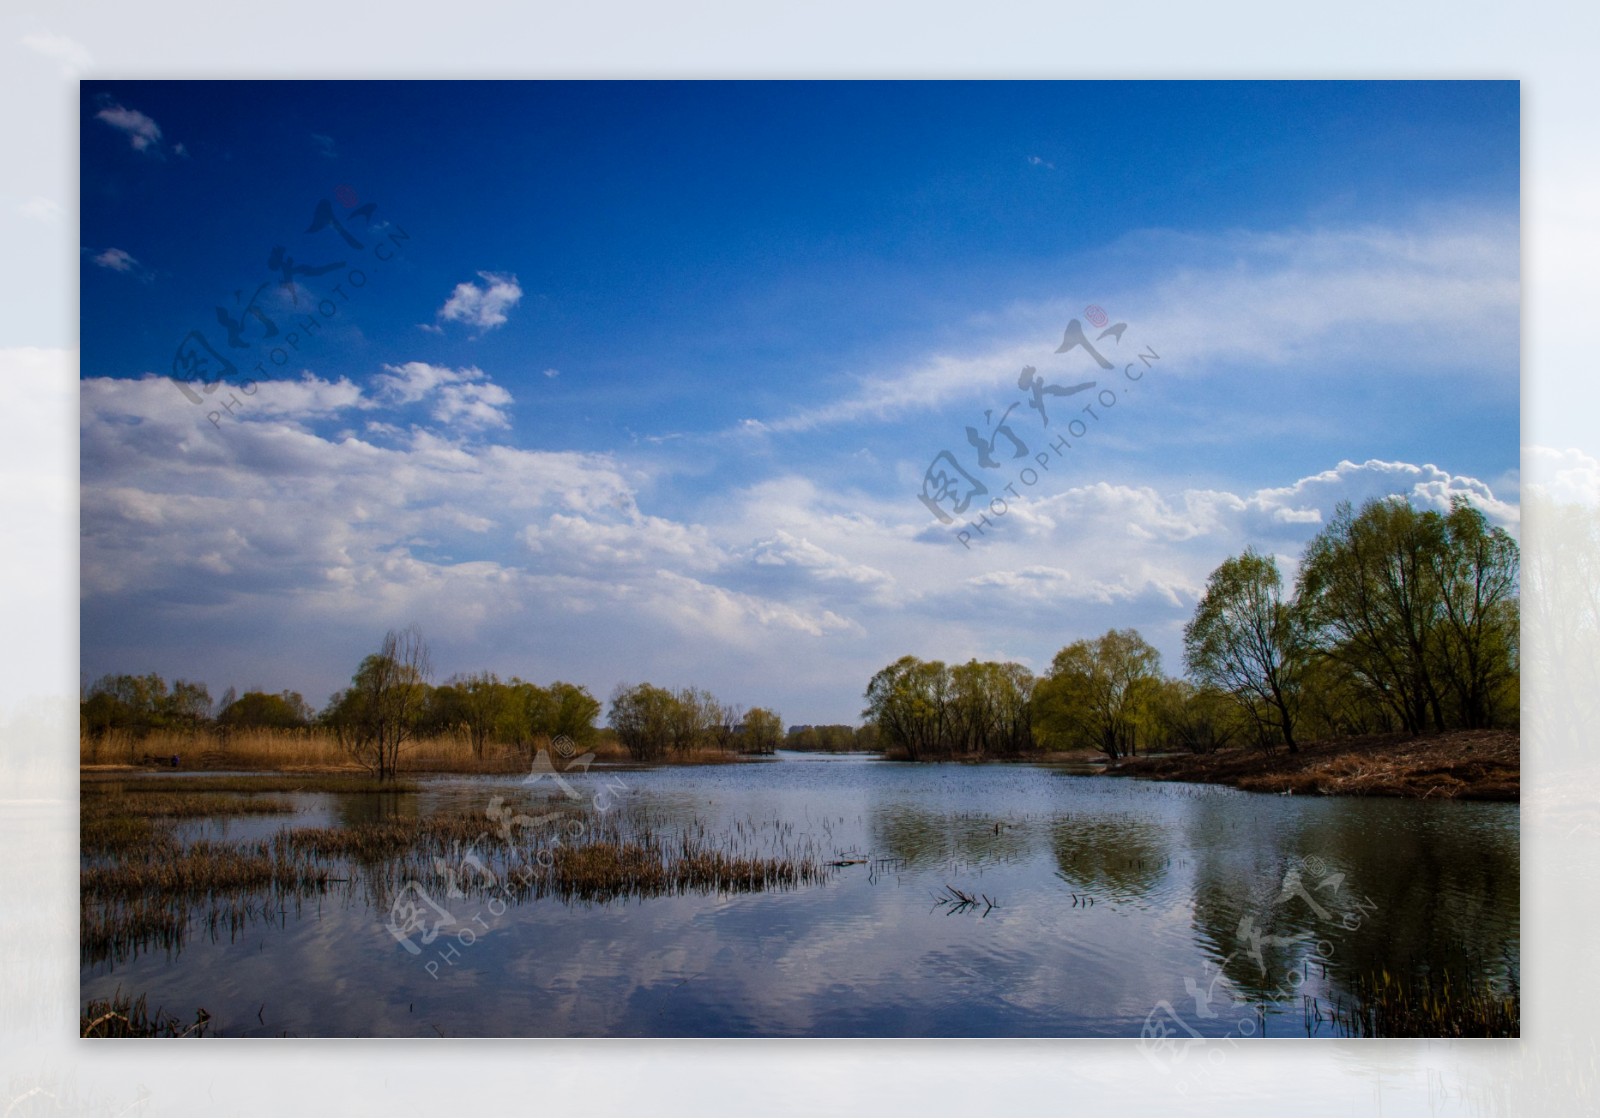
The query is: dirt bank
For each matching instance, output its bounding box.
[1108,729,1518,800]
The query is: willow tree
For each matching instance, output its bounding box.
[1033,629,1162,759]
[1184,547,1306,752]
[1296,497,1518,734]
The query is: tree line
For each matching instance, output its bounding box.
[862,496,1519,760]
[82,625,791,779]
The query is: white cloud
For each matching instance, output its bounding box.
[91,247,141,274]
[21,31,92,77]
[437,271,523,331]
[757,213,1518,433]
[79,355,1521,723]
[543,368,560,379]
[372,362,513,429]
[94,100,163,153]
[745,530,892,587]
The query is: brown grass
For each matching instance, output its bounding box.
[81,990,211,1038]
[1112,729,1519,800]
[1318,968,1519,1037]
[80,726,765,774]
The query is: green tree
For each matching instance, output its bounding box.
[218,690,311,730]
[608,682,677,761]
[327,626,433,780]
[1033,629,1162,759]
[1429,498,1520,729]
[740,706,784,754]
[1184,547,1306,752]
[1148,678,1243,754]
[862,656,953,761]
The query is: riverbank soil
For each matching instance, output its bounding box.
[1111,729,1518,800]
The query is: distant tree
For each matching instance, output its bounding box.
[609,682,677,761]
[1148,678,1242,755]
[1184,547,1306,752]
[950,659,1035,757]
[740,707,784,755]
[862,656,953,761]
[547,681,602,746]
[448,671,508,760]
[218,690,311,730]
[327,626,433,780]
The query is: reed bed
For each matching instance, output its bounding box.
[1317,968,1519,1038]
[81,989,211,1038]
[82,838,333,900]
[83,773,419,794]
[81,790,832,969]
[79,725,779,775]
[81,727,637,774]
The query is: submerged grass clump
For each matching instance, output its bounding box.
[82,838,332,901]
[81,989,210,1038]
[1313,968,1519,1038]
[81,790,832,970]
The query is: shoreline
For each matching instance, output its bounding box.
[1103,729,1519,801]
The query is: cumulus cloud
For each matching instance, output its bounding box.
[79,370,881,711]
[79,349,1520,723]
[372,362,513,429]
[437,272,523,331]
[94,99,163,153]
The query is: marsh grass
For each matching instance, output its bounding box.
[1319,968,1519,1038]
[80,726,639,774]
[81,989,210,1038]
[82,773,417,794]
[80,725,775,775]
[81,792,831,969]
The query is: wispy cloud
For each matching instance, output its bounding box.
[94,98,163,153]
[755,213,1518,434]
[311,133,338,158]
[89,247,152,281]
[437,271,523,331]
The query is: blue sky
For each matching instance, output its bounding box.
[79,80,1521,723]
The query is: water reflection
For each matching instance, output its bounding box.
[1050,815,1168,901]
[81,760,1518,1036]
[334,789,420,828]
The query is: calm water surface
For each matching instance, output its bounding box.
[82,753,1519,1037]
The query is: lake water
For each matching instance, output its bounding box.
[81,752,1519,1037]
